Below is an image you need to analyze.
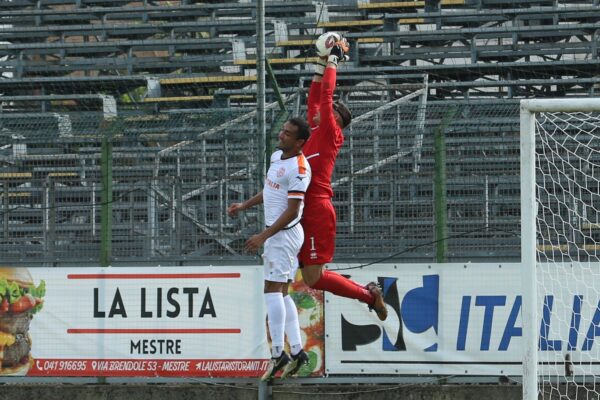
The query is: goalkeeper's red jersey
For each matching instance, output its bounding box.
[304,66,344,200]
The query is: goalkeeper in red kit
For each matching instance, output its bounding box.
[298,34,387,320]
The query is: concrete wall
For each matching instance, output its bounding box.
[0,384,525,400]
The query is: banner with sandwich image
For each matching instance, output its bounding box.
[1,266,270,377]
[0,268,45,376]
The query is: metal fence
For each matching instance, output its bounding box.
[0,93,523,266]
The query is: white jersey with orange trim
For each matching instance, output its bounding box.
[263,150,311,228]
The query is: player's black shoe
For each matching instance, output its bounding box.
[280,350,309,378]
[261,352,291,381]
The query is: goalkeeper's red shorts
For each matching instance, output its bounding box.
[298,197,336,266]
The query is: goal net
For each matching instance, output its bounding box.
[521,98,600,400]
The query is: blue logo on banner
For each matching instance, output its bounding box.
[341,275,439,352]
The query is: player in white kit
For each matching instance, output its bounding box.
[227,117,311,380]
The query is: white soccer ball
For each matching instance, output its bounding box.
[315,32,342,57]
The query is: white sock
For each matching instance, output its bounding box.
[265,292,286,358]
[283,295,303,356]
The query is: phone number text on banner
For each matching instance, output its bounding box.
[29,359,270,377]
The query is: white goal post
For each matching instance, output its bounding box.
[521,98,600,400]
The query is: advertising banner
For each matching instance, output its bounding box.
[0,266,270,377]
[287,272,325,377]
[325,263,600,376]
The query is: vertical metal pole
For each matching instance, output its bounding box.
[218,180,224,234]
[349,128,355,234]
[48,178,55,265]
[202,139,207,225]
[258,380,270,400]
[148,180,155,257]
[520,103,538,400]
[129,186,134,238]
[265,59,285,111]
[171,177,177,253]
[374,115,380,171]
[390,177,395,236]
[42,178,55,265]
[433,106,457,263]
[484,175,489,229]
[413,76,428,174]
[257,9,268,399]
[176,150,181,251]
[92,182,96,237]
[176,178,182,260]
[295,77,305,115]
[224,133,229,230]
[434,114,447,263]
[256,0,266,185]
[3,184,8,240]
[98,139,110,387]
[100,135,113,267]
[43,180,49,258]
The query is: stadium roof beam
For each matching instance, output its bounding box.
[0,37,239,54]
[343,22,600,41]
[0,94,116,116]
[383,5,600,25]
[0,2,320,25]
[0,76,147,95]
[273,59,600,79]
[0,68,596,100]
[0,0,358,10]
[2,59,234,77]
[0,20,266,41]
[357,41,594,63]
[357,0,466,9]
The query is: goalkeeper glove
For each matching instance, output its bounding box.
[314,58,327,76]
[327,41,350,66]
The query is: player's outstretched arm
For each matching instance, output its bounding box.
[308,57,326,127]
[313,58,327,82]
[227,191,263,217]
[319,40,349,132]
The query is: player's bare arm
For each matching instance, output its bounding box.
[227,191,263,217]
[244,198,302,253]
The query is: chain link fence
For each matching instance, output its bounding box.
[0,92,522,266]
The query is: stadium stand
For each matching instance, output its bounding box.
[0,0,597,265]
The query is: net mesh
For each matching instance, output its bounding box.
[535,110,600,398]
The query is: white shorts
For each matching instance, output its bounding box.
[262,224,303,283]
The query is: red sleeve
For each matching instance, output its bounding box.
[319,66,337,135]
[307,80,321,128]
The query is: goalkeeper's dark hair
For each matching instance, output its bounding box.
[333,101,352,128]
[288,117,311,144]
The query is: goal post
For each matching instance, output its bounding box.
[520,98,600,400]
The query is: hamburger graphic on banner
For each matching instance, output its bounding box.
[0,267,45,375]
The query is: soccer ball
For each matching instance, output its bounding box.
[315,32,342,57]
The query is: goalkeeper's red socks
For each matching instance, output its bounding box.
[311,270,373,304]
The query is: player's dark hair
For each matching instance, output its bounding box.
[288,117,310,144]
[333,101,352,128]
